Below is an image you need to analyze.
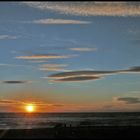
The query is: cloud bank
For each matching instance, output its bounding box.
[48,66,140,82]
[23,2,140,16]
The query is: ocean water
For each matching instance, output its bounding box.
[0,112,140,129]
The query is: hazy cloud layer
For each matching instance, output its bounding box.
[0,99,64,108]
[23,2,140,16]
[33,19,91,24]
[0,98,139,112]
[0,35,18,40]
[117,97,140,104]
[48,66,140,82]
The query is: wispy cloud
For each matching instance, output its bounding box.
[68,47,97,52]
[28,60,49,63]
[40,68,67,72]
[48,66,140,82]
[33,19,91,24]
[1,80,32,84]
[23,2,140,16]
[116,97,140,104]
[16,54,75,60]
[0,35,18,40]
[39,64,68,72]
[0,99,20,105]
[35,102,64,107]
[34,46,97,53]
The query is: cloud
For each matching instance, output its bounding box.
[33,19,91,24]
[0,35,18,40]
[40,68,66,71]
[34,46,97,52]
[69,47,97,52]
[48,70,116,78]
[0,99,26,107]
[1,80,32,84]
[124,66,140,73]
[39,64,68,71]
[40,64,68,67]
[28,60,48,63]
[48,66,140,82]
[0,99,18,105]
[23,2,140,16]
[23,101,64,107]
[52,76,101,82]
[52,104,64,107]
[1,97,140,112]
[16,54,75,60]
[116,97,140,104]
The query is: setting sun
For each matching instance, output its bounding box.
[25,104,36,113]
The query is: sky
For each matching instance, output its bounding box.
[0,2,140,112]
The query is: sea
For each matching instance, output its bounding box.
[0,112,140,129]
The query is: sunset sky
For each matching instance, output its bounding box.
[0,2,140,112]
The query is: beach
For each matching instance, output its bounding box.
[0,112,140,139]
[1,126,140,139]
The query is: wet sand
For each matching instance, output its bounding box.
[0,126,140,139]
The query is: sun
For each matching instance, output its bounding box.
[25,104,36,113]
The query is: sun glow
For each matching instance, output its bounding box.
[25,104,36,113]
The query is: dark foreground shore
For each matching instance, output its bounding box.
[0,126,140,139]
